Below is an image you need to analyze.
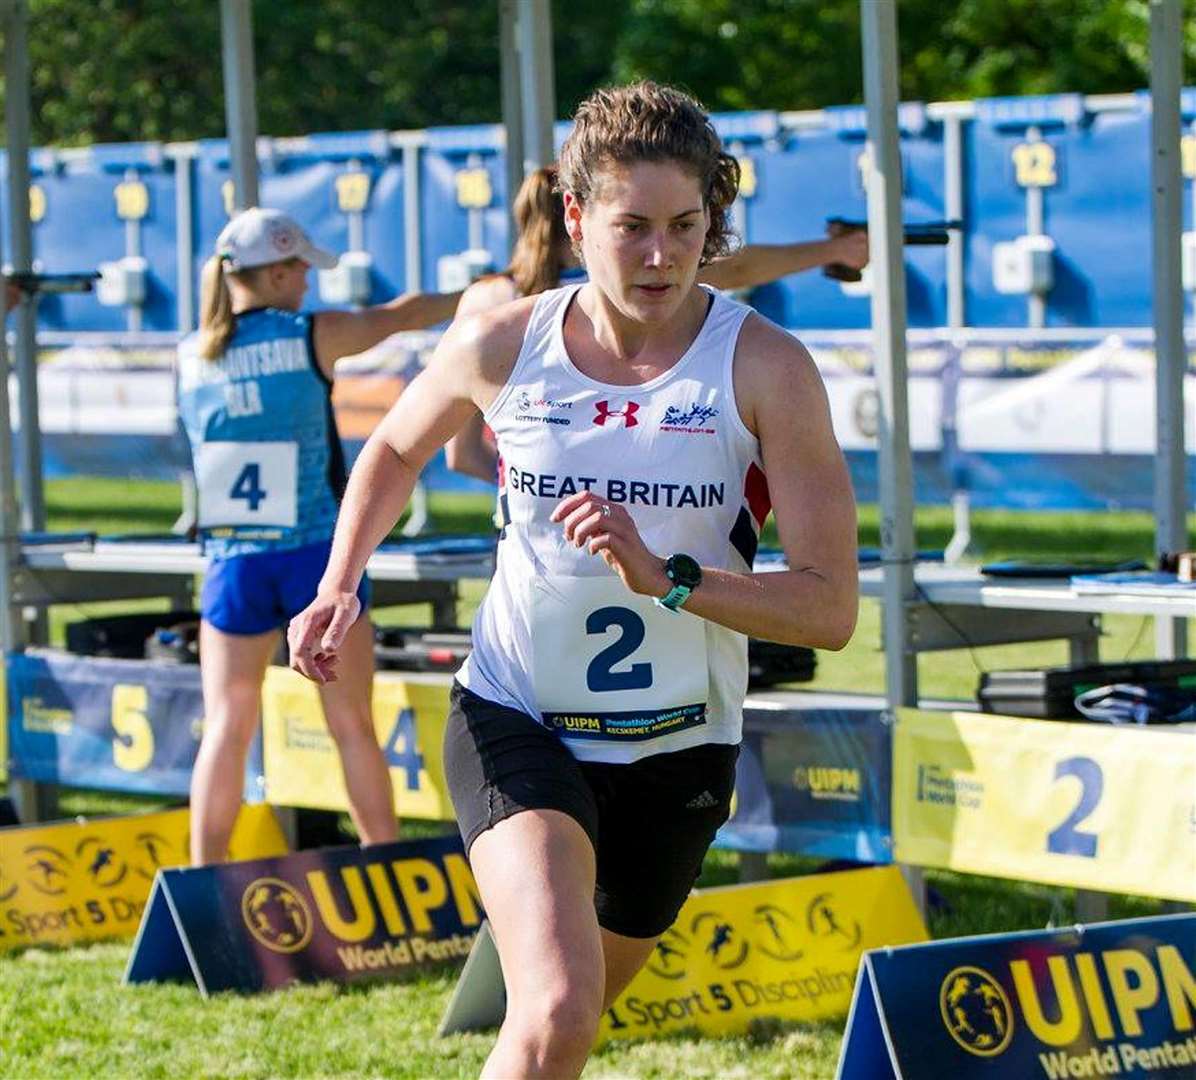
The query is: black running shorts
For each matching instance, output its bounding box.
[444,681,739,939]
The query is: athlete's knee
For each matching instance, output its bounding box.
[199,690,262,747]
[324,697,373,736]
[508,980,603,1064]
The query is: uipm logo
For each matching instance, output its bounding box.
[940,965,1015,1057]
[937,943,1196,1074]
[242,877,314,954]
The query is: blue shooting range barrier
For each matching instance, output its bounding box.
[15,141,181,332]
[420,124,510,290]
[8,88,1194,335]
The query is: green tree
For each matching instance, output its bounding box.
[3,0,1195,148]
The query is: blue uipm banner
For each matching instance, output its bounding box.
[718,704,891,863]
[837,914,1196,1079]
[123,834,482,996]
[6,651,264,800]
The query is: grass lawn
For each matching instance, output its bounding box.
[0,477,1185,1078]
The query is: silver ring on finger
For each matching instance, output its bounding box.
[600,503,612,518]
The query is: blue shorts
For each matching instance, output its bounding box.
[201,540,371,636]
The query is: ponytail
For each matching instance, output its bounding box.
[506,166,569,297]
[197,254,235,360]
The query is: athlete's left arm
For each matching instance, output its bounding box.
[559,316,857,649]
[698,230,869,292]
[311,290,463,374]
[710,318,858,648]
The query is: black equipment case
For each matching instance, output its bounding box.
[977,659,1196,719]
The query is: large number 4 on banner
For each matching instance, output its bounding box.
[384,708,425,789]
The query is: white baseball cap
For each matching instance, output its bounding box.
[216,207,338,271]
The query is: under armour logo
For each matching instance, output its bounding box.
[593,400,640,428]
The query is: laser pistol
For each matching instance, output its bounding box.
[823,218,960,282]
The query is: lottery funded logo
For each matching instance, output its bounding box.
[242,877,314,954]
[939,965,1015,1057]
[514,390,572,426]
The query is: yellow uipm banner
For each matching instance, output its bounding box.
[0,804,286,952]
[261,667,453,820]
[893,709,1196,902]
[599,866,927,1043]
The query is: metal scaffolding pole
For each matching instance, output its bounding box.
[499,0,526,244]
[1149,0,1189,660]
[220,0,260,211]
[515,0,556,174]
[861,0,917,711]
[4,0,45,537]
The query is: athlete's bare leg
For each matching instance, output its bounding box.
[600,928,659,1009]
[190,622,280,864]
[468,809,605,1080]
[317,614,397,844]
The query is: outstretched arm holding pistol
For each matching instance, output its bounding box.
[822,217,957,281]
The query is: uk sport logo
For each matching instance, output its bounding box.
[593,400,640,427]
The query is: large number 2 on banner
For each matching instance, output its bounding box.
[1046,755,1102,858]
[112,684,153,772]
[586,607,652,692]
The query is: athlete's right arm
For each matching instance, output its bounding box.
[311,289,463,376]
[443,276,517,484]
[288,301,532,682]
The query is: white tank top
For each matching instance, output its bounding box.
[457,284,770,764]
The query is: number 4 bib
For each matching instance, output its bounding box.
[531,574,710,742]
[195,441,298,529]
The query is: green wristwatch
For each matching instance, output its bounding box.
[655,553,702,613]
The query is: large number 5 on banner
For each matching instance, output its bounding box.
[112,684,153,772]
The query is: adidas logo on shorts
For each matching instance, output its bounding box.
[685,790,718,810]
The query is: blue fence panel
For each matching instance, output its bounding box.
[745,104,947,329]
[419,125,509,291]
[8,142,180,332]
[192,132,406,316]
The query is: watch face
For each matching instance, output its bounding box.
[667,553,702,589]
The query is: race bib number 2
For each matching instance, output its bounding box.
[195,441,298,529]
[532,575,709,742]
